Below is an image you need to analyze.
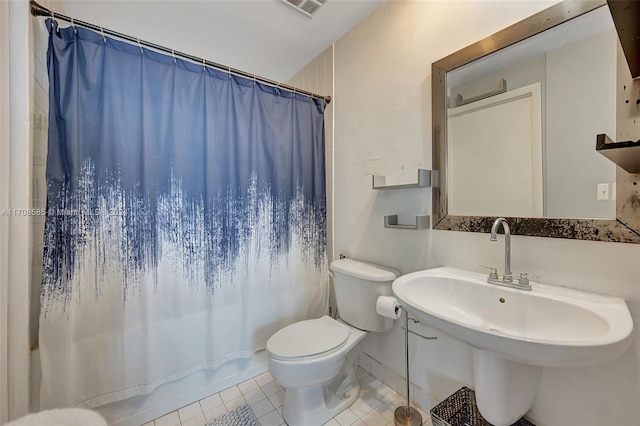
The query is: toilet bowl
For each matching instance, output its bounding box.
[267,316,367,426]
[266,258,399,426]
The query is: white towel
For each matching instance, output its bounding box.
[4,409,107,426]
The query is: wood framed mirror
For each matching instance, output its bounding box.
[431,0,640,243]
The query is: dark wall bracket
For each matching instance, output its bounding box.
[607,0,640,78]
[596,134,640,174]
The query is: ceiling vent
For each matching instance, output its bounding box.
[281,0,327,18]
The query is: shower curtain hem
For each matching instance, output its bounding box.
[74,349,256,410]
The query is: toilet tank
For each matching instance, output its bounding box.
[330,258,400,332]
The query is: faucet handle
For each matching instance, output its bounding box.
[518,272,530,286]
[479,265,499,279]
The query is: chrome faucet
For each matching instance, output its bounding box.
[487,218,531,291]
[490,218,512,282]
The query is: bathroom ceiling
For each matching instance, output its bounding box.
[58,0,385,83]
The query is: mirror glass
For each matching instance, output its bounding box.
[446,6,617,219]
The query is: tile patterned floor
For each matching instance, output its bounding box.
[144,367,431,426]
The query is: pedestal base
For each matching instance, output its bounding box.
[474,349,541,426]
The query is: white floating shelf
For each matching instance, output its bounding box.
[372,169,432,190]
[384,215,430,230]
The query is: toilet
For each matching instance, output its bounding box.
[266,258,399,426]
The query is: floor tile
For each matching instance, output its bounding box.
[374,401,396,422]
[238,378,260,395]
[360,375,383,389]
[386,392,405,408]
[220,385,242,403]
[255,371,274,387]
[361,389,386,409]
[141,422,154,426]
[200,392,224,412]
[251,398,275,418]
[203,405,227,422]
[225,394,247,411]
[374,384,396,401]
[177,401,203,422]
[181,413,205,426]
[260,380,283,397]
[350,398,373,418]
[149,363,422,426]
[268,389,286,408]
[360,409,388,426]
[359,383,372,398]
[154,411,180,426]
[244,386,267,405]
[334,407,358,425]
[258,409,284,426]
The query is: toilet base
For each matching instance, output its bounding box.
[282,338,362,426]
[283,377,360,426]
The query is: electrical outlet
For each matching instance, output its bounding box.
[597,183,609,200]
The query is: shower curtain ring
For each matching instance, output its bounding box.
[100,27,106,43]
[202,59,206,72]
[227,66,231,79]
[70,18,77,34]
[137,38,143,54]
[171,49,176,64]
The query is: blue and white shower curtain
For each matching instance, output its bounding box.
[40,20,327,409]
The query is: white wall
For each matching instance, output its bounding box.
[29,11,50,354]
[4,0,37,420]
[451,54,546,109]
[0,1,11,421]
[333,1,640,425]
[2,3,60,419]
[545,30,617,219]
[26,13,52,416]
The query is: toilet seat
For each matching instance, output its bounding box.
[267,316,349,360]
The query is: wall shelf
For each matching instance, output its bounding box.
[372,169,431,190]
[607,0,640,78]
[596,134,640,174]
[384,215,429,230]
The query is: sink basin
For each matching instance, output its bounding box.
[392,267,633,425]
[392,267,633,367]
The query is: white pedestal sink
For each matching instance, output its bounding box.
[392,267,633,426]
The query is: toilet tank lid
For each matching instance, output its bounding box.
[330,259,399,282]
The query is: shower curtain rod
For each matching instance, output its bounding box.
[29,0,332,104]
